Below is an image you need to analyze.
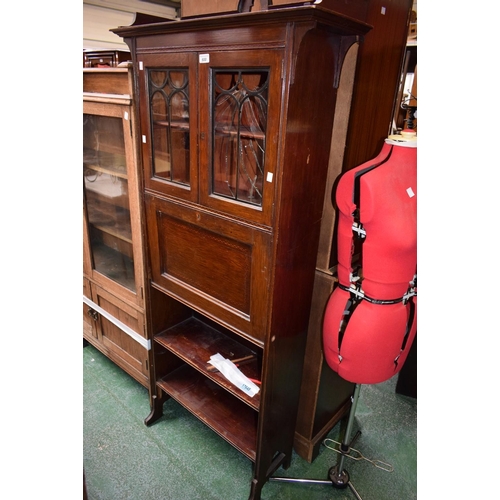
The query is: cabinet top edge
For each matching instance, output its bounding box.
[111,6,372,40]
[83,68,130,73]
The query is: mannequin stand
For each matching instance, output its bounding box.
[271,384,364,499]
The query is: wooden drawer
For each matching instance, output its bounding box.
[83,50,131,68]
[83,68,131,96]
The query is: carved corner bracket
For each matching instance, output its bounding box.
[330,35,360,89]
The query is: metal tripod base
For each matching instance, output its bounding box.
[328,465,362,500]
[269,471,362,500]
[329,464,350,488]
[270,384,363,499]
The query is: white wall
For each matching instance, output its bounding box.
[83,0,180,50]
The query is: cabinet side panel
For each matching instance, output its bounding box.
[316,42,359,272]
[271,28,339,339]
[256,27,341,470]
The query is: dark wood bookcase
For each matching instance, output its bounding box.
[112,7,370,499]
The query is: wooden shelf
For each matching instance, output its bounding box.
[90,221,132,244]
[158,364,258,461]
[155,317,261,410]
[215,124,265,140]
[84,163,128,180]
[91,243,135,291]
[85,179,131,213]
[87,201,132,243]
[153,120,190,130]
[84,150,127,177]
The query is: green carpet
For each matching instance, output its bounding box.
[83,344,416,500]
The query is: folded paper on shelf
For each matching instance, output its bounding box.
[208,353,260,397]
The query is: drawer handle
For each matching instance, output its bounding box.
[87,308,99,321]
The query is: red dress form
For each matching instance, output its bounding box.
[323,132,417,384]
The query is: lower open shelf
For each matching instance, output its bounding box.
[157,364,258,461]
[155,316,261,409]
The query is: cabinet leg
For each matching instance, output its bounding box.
[144,393,165,426]
[248,452,287,500]
[248,478,263,500]
[281,454,292,470]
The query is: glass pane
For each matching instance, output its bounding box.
[212,70,269,207]
[83,113,136,291]
[149,69,190,185]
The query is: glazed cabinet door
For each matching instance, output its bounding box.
[198,49,283,227]
[137,52,199,203]
[83,100,144,307]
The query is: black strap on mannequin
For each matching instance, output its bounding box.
[350,148,393,241]
[338,283,417,305]
[337,292,361,358]
[394,273,417,368]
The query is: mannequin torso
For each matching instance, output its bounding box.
[323,132,417,384]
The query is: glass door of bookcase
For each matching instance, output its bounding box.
[83,110,136,292]
[138,52,198,202]
[198,49,283,226]
[211,68,268,208]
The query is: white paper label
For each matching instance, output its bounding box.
[406,187,415,198]
[142,135,147,144]
[124,111,129,121]
[199,54,210,64]
[208,353,260,397]
[266,172,273,183]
